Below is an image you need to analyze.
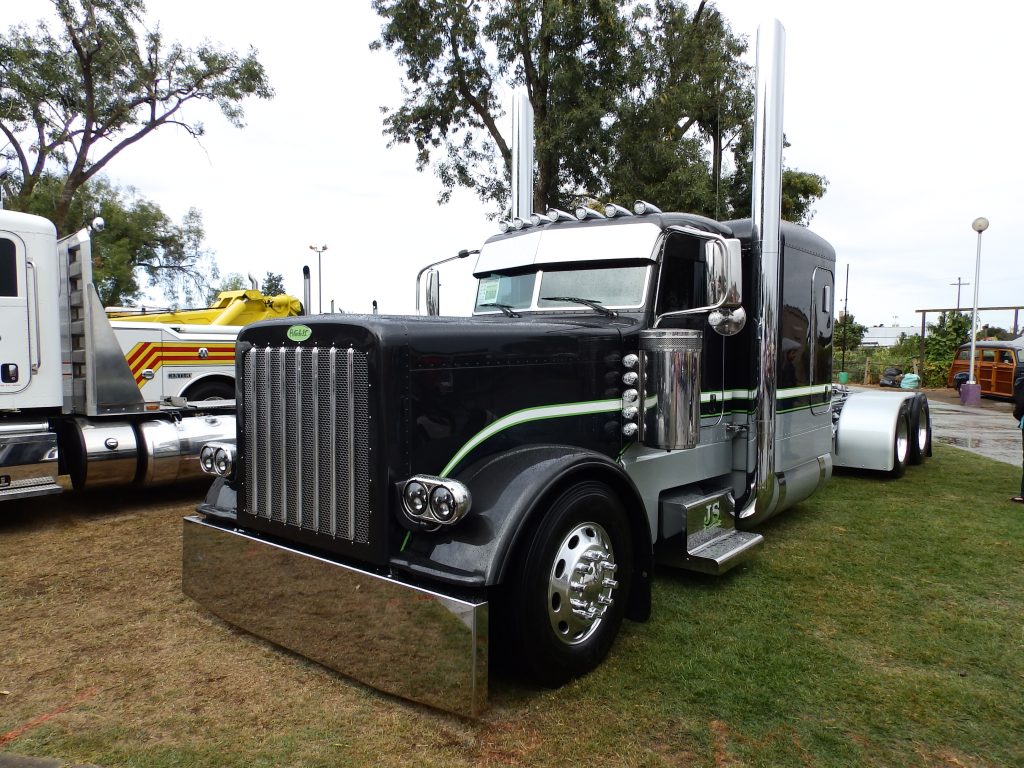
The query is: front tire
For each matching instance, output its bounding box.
[501,481,632,687]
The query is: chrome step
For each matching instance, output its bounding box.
[684,529,764,575]
[0,481,63,501]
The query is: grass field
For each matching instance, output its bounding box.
[2,444,1022,767]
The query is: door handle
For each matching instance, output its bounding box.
[26,260,41,372]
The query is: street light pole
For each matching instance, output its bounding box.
[309,244,327,313]
[966,217,988,386]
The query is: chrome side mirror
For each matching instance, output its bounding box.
[704,238,742,309]
[705,237,745,336]
[424,269,440,316]
[654,226,745,335]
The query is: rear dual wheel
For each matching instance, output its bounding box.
[889,403,911,478]
[907,393,932,465]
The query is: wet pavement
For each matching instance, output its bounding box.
[928,399,1021,467]
[850,385,1021,467]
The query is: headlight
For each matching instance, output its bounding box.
[400,475,471,527]
[200,441,235,477]
[200,445,216,474]
[403,481,429,514]
[430,486,456,522]
[214,448,231,475]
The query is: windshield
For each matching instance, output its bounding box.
[474,264,650,314]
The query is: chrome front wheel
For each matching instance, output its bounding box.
[547,522,620,646]
[499,481,633,687]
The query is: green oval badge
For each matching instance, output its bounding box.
[286,324,312,342]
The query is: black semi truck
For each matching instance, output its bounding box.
[182,21,929,716]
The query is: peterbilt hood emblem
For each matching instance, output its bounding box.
[286,324,312,342]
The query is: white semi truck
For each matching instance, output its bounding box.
[0,212,250,501]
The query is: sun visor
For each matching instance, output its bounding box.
[474,221,662,276]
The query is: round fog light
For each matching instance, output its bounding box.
[430,486,456,522]
[214,447,231,475]
[200,446,215,473]
[404,481,428,515]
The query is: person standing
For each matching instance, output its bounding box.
[1013,372,1024,504]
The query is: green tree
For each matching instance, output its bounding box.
[834,312,867,368]
[261,272,286,296]
[19,173,217,307]
[370,0,827,221]
[925,311,970,365]
[606,1,752,216]
[371,0,631,212]
[722,123,828,225]
[977,324,1014,341]
[0,0,272,234]
[209,272,248,302]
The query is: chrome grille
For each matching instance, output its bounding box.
[243,346,371,543]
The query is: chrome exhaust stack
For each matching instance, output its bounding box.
[511,89,534,220]
[302,266,311,316]
[738,19,785,526]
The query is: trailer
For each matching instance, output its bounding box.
[0,213,262,501]
[182,21,931,716]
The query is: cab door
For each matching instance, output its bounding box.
[0,234,31,394]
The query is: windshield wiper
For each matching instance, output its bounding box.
[540,296,618,318]
[479,302,521,318]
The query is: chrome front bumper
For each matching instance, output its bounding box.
[182,515,488,717]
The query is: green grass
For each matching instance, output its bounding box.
[3,445,1022,767]
[541,445,1024,767]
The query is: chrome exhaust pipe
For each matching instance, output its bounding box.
[511,89,534,220]
[302,266,311,316]
[738,19,785,526]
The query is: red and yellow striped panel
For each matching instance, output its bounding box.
[125,342,237,386]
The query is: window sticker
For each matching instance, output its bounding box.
[478,278,500,305]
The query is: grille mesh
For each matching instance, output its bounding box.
[242,346,371,543]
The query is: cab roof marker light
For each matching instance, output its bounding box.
[605,203,633,218]
[547,208,576,222]
[575,207,606,221]
[633,200,662,215]
[530,212,554,226]
[498,219,512,233]
[512,217,534,230]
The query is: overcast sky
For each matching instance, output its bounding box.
[7,1,1023,333]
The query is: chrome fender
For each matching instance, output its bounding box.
[832,390,915,472]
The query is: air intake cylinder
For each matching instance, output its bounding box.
[639,329,703,450]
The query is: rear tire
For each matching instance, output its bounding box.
[499,481,632,687]
[185,379,234,402]
[907,394,931,465]
[889,403,911,477]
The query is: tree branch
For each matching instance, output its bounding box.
[0,123,30,183]
[445,18,510,161]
